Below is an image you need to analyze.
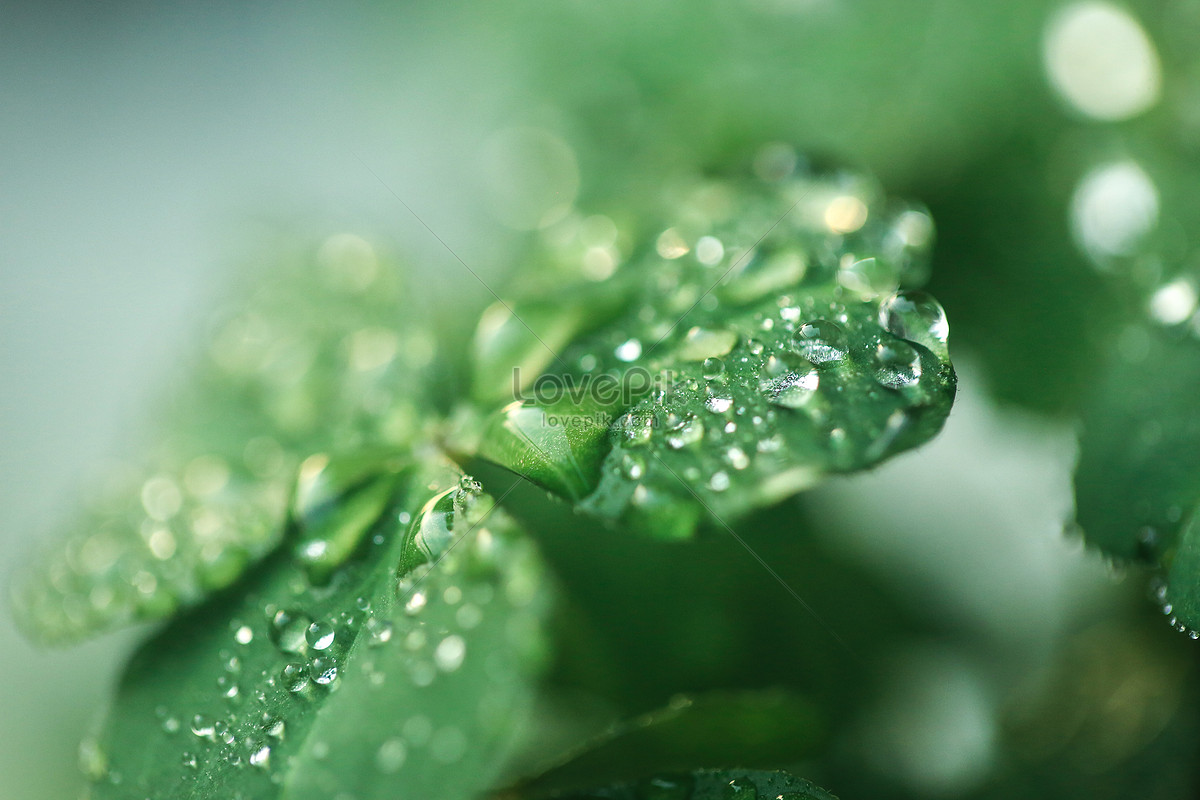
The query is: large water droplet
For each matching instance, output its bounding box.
[249,744,271,770]
[872,340,923,389]
[305,620,336,651]
[762,361,820,408]
[878,290,949,359]
[282,661,310,692]
[666,415,706,449]
[269,608,311,654]
[398,488,457,578]
[292,453,406,584]
[791,320,847,364]
[190,714,216,740]
[706,394,734,414]
[702,357,726,379]
[309,656,338,686]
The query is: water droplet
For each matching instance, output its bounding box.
[249,744,271,769]
[191,714,216,740]
[405,590,428,616]
[872,340,923,389]
[762,363,820,408]
[217,674,240,700]
[615,338,643,362]
[305,621,336,651]
[398,488,459,578]
[376,738,408,774]
[878,290,949,358]
[234,625,254,645]
[709,471,731,492]
[181,752,198,770]
[309,656,338,686]
[702,357,726,379]
[667,415,706,449]
[214,720,235,745]
[269,609,311,654]
[706,394,734,413]
[791,320,847,364]
[434,635,467,672]
[282,660,309,692]
[263,716,286,741]
[621,452,647,480]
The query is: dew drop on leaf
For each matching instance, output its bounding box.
[305,621,336,651]
[281,661,309,693]
[878,290,950,359]
[791,320,848,364]
[269,609,311,655]
[309,656,338,686]
[872,340,923,389]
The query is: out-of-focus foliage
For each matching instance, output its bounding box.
[12,238,437,643]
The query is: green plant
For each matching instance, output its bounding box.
[12,1,1200,798]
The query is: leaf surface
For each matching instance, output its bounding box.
[475,164,956,536]
[80,462,552,800]
[14,236,436,642]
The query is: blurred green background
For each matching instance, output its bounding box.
[4,1,1199,798]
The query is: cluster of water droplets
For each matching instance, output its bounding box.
[74,468,549,793]
[1152,579,1200,640]
[468,153,952,530]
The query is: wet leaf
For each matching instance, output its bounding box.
[509,768,837,800]
[474,161,956,536]
[80,459,551,800]
[13,235,436,643]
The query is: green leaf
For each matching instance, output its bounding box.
[76,459,552,800]
[12,235,436,643]
[474,163,956,536]
[509,690,822,799]
[1075,323,1200,629]
[509,768,837,800]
